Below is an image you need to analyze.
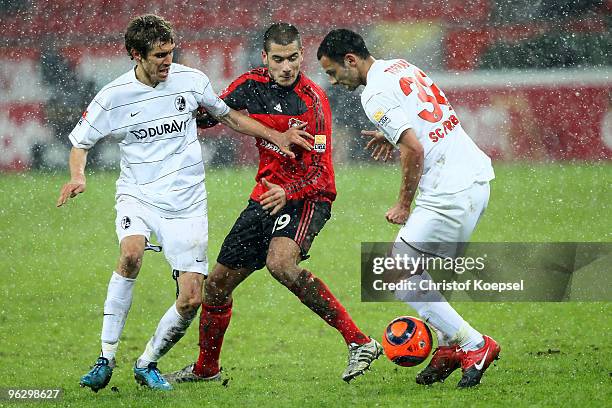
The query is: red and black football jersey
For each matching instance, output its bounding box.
[201,68,336,203]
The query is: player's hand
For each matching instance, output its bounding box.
[361,130,394,161]
[385,203,410,224]
[56,179,86,207]
[260,178,287,215]
[276,122,314,158]
[195,107,218,128]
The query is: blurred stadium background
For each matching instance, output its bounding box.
[1,3,610,405]
[1,0,610,171]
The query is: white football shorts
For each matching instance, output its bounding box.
[115,196,209,274]
[394,181,490,258]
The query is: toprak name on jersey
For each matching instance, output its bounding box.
[129,118,190,140]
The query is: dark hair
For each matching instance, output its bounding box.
[263,23,301,52]
[125,14,174,59]
[317,29,370,63]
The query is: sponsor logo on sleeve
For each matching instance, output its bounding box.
[373,110,390,127]
[78,110,88,125]
[314,134,327,153]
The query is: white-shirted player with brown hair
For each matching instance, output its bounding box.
[56,14,313,392]
[318,29,500,388]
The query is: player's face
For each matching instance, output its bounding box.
[136,41,175,86]
[319,55,361,91]
[262,40,303,87]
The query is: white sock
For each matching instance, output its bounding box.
[137,303,194,368]
[454,321,485,351]
[396,272,483,349]
[100,272,136,360]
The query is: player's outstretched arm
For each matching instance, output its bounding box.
[56,147,88,207]
[385,128,423,224]
[216,109,313,159]
[361,129,395,161]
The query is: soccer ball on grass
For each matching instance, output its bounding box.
[382,316,433,367]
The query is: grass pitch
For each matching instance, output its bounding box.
[0,162,610,407]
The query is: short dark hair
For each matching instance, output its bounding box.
[125,14,174,59]
[263,23,301,52]
[317,29,370,63]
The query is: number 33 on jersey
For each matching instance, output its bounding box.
[361,59,494,195]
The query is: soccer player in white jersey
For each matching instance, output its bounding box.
[56,14,313,392]
[318,29,500,388]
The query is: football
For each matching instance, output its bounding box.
[382,316,433,367]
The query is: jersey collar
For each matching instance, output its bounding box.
[269,72,302,92]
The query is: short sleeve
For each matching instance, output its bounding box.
[68,97,111,149]
[196,72,230,117]
[362,92,412,145]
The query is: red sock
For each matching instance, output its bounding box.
[193,301,232,377]
[288,269,369,345]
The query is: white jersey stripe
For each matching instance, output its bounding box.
[113,112,188,132]
[120,193,208,213]
[170,179,205,192]
[127,137,199,165]
[137,160,203,186]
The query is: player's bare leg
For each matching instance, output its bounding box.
[266,237,382,382]
[165,263,254,383]
[80,235,145,392]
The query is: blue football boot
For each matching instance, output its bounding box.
[80,357,114,392]
[134,362,173,391]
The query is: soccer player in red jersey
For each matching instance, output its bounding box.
[165,23,382,384]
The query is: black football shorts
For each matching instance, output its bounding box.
[217,199,331,271]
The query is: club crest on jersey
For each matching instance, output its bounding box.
[288,118,306,128]
[314,135,326,153]
[175,95,186,112]
[121,216,131,230]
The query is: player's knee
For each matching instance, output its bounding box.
[118,251,142,275]
[266,256,299,286]
[176,294,201,319]
[204,274,231,304]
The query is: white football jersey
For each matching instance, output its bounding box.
[362,59,494,195]
[69,63,230,218]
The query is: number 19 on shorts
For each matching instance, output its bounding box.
[273,214,291,232]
